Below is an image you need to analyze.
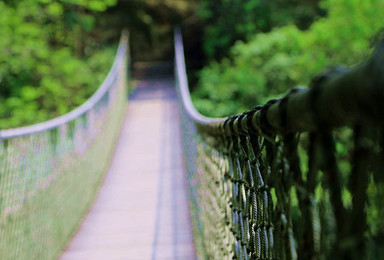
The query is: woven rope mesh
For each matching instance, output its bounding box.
[175,29,384,259]
[0,36,128,259]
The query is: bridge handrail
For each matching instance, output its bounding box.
[0,31,128,139]
[175,27,384,137]
[174,27,225,127]
[0,32,129,259]
[175,27,384,259]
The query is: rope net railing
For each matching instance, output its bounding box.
[0,33,128,259]
[175,28,384,259]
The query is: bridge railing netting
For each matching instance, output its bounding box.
[175,28,384,259]
[0,33,128,259]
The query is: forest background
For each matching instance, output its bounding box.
[0,0,383,129]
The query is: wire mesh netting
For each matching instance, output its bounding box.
[175,29,384,259]
[0,34,128,259]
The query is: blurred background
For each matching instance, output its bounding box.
[0,0,383,129]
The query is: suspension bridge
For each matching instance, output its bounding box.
[0,30,384,260]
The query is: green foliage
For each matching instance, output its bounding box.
[61,0,117,11]
[193,0,384,118]
[0,0,117,129]
[198,0,322,60]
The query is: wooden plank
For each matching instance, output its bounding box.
[61,78,196,259]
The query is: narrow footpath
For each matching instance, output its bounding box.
[61,72,196,259]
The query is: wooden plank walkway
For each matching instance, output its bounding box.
[61,77,196,259]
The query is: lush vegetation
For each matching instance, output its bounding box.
[0,0,117,129]
[193,0,384,117]
[0,0,199,129]
[197,0,322,60]
[2,0,383,125]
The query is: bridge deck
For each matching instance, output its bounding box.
[61,77,196,259]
